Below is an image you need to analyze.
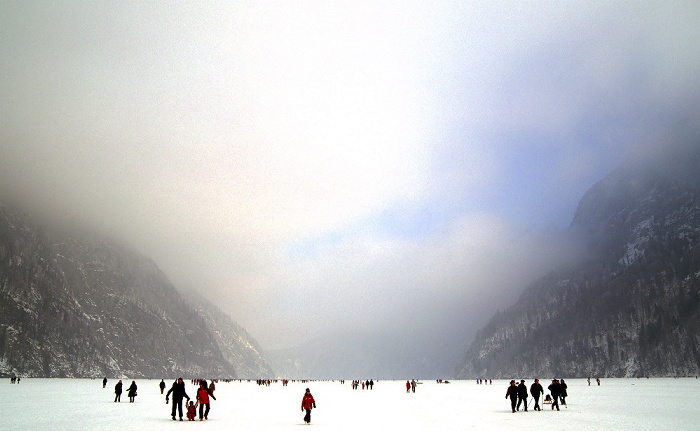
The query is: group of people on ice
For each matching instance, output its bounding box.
[107,376,217,421]
[104,376,320,424]
[165,377,217,421]
[505,378,568,412]
[351,379,374,390]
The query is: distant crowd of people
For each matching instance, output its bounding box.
[351,379,374,390]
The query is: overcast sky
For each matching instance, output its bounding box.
[2,1,700,349]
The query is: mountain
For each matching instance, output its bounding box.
[456,127,700,378]
[0,203,272,378]
[183,291,274,378]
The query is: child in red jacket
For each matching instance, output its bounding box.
[186,401,197,421]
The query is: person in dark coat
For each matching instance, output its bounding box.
[560,379,568,405]
[114,380,123,402]
[516,380,528,411]
[530,378,544,411]
[166,378,191,421]
[301,388,316,424]
[159,379,166,394]
[103,377,107,388]
[548,379,561,411]
[127,381,137,403]
[505,380,518,413]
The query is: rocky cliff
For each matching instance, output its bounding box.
[456,130,700,378]
[0,204,272,378]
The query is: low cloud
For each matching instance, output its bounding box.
[1,1,699,352]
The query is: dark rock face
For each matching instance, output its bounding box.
[456,134,700,378]
[0,205,272,378]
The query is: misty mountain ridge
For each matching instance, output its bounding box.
[456,129,700,378]
[0,203,272,378]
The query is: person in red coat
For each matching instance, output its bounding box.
[301,388,316,424]
[186,401,197,421]
[196,381,216,420]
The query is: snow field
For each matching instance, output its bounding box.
[2,378,699,430]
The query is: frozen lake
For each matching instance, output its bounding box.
[2,378,699,430]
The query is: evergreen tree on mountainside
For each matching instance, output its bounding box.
[456,122,700,378]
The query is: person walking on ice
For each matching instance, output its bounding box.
[196,380,216,420]
[560,379,568,406]
[505,380,518,413]
[530,379,544,411]
[166,378,191,421]
[127,380,137,403]
[301,388,316,424]
[516,380,528,411]
[548,379,561,411]
[114,380,123,403]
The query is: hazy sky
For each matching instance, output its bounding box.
[2,1,700,349]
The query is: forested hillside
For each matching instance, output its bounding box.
[456,135,700,378]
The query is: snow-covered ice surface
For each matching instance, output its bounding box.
[2,378,699,430]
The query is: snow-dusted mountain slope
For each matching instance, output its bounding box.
[457,126,700,378]
[0,204,272,378]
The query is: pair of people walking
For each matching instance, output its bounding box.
[113,380,137,403]
[505,380,522,412]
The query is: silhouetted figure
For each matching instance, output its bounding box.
[505,380,518,413]
[103,377,107,388]
[159,379,166,394]
[114,380,123,402]
[548,380,561,411]
[166,378,191,421]
[516,380,528,411]
[560,379,568,405]
[530,379,544,411]
[127,381,137,402]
